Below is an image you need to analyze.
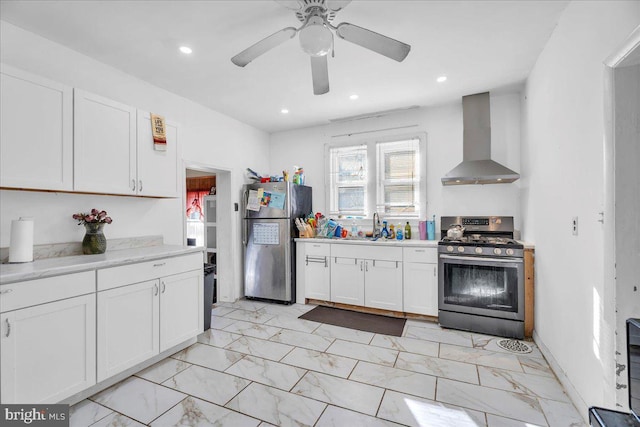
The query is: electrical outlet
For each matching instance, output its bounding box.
[572,216,578,235]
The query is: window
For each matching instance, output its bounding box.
[329,144,367,216]
[327,134,425,218]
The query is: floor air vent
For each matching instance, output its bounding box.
[496,339,533,354]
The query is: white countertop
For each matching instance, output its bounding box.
[0,245,204,285]
[296,237,534,250]
[295,237,440,248]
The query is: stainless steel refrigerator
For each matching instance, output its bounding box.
[242,182,312,303]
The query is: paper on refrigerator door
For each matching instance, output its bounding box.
[268,192,285,209]
[246,190,261,211]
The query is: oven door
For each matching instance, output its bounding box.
[438,254,524,321]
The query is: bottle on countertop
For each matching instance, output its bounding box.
[389,223,395,239]
[405,222,412,239]
[396,223,403,240]
[381,220,389,239]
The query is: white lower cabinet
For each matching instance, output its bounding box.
[403,247,439,316]
[97,280,160,382]
[97,258,203,382]
[1,294,96,404]
[330,257,365,305]
[298,242,438,315]
[160,270,203,352]
[303,242,331,301]
[365,259,403,311]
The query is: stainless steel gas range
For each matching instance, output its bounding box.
[438,216,525,339]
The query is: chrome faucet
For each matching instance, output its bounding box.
[372,212,381,238]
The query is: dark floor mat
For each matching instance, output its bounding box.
[299,305,406,337]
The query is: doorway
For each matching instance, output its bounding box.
[603,25,640,409]
[183,163,233,306]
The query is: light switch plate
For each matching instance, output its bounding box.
[572,216,578,235]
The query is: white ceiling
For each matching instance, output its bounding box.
[0,0,569,133]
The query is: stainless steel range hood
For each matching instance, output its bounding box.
[442,92,519,185]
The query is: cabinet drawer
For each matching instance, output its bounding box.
[0,271,95,313]
[403,247,438,264]
[304,242,331,257]
[98,253,202,291]
[331,244,402,261]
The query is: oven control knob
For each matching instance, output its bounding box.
[493,248,502,255]
[475,247,483,254]
[458,246,465,253]
[447,246,454,252]
[506,248,514,256]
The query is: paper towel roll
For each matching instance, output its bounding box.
[9,217,34,263]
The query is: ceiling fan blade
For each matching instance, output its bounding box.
[326,0,352,11]
[335,22,411,62]
[231,27,297,67]
[310,55,329,95]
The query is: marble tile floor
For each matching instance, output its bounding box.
[71,300,586,427]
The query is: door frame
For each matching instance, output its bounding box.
[602,24,640,409]
[182,161,233,303]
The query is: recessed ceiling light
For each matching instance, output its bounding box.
[179,46,193,54]
[437,75,447,83]
[349,94,359,100]
[497,178,503,181]
[281,109,289,114]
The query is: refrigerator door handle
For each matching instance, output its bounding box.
[242,220,248,246]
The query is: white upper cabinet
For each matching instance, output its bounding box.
[74,89,137,195]
[74,90,179,197]
[0,65,73,191]
[137,111,179,197]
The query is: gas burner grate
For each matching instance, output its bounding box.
[496,339,533,354]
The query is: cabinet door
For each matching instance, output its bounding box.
[136,111,179,197]
[403,262,438,316]
[1,294,96,404]
[0,65,73,191]
[74,89,137,195]
[365,260,403,311]
[304,255,330,301]
[330,257,364,306]
[159,270,203,352]
[97,280,159,381]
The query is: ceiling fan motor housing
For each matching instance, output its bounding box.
[296,0,338,22]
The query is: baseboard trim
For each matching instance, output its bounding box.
[533,330,589,423]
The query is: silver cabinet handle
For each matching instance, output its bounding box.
[154,284,159,296]
[434,266,437,276]
[153,262,166,267]
[131,179,136,191]
[365,261,368,272]
[161,282,166,293]
[0,289,13,295]
[360,261,363,271]
[414,249,425,253]
[139,180,143,192]
[5,318,10,338]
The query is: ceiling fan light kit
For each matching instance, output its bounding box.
[231,0,411,95]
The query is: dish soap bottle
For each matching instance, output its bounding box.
[381,220,389,239]
[405,222,412,239]
[396,223,403,240]
[389,223,395,239]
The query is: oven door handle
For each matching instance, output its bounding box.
[439,254,523,264]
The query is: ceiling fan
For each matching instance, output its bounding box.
[231,0,411,95]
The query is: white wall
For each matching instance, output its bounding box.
[0,22,270,301]
[269,93,522,233]
[521,0,640,414]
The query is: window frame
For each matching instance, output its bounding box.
[325,132,427,219]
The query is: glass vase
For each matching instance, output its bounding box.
[82,223,107,254]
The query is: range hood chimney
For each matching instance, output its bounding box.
[441,92,519,185]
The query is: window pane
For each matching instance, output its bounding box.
[338,187,365,212]
[336,151,366,183]
[383,185,416,214]
[385,150,415,180]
